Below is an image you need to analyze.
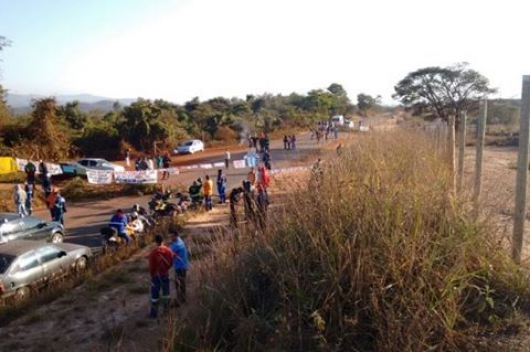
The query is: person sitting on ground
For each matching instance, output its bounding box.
[109,209,132,244]
[127,211,144,234]
[189,180,203,205]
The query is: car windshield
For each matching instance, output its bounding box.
[180,141,193,147]
[0,254,15,274]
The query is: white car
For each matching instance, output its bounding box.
[174,140,204,155]
[75,158,125,175]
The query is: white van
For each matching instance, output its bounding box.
[331,115,344,126]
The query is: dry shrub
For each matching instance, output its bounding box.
[214,126,238,143]
[170,131,530,351]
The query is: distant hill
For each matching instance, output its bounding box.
[6,93,136,114]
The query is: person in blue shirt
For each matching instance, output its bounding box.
[169,228,189,305]
[108,209,131,244]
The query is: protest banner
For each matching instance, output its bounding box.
[45,163,63,175]
[16,158,30,172]
[233,159,246,169]
[114,170,158,184]
[86,170,114,184]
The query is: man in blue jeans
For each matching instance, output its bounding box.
[169,229,189,306]
[148,234,174,318]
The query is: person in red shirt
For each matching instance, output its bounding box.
[148,234,174,318]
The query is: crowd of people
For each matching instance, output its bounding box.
[14,160,68,225]
[283,135,297,150]
[311,122,339,143]
[131,152,172,180]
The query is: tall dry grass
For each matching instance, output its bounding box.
[169,132,530,351]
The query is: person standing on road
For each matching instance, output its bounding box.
[24,182,34,216]
[148,234,174,318]
[169,229,189,306]
[225,149,231,169]
[24,161,36,185]
[291,135,297,149]
[216,169,227,204]
[125,149,131,168]
[283,135,289,150]
[13,184,27,217]
[46,188,57,220]
[52,190,67,226]
[203,175,214,211]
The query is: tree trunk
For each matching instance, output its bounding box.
[447,115,456,194]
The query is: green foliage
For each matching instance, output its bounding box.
[1,83,355,156]
[357,93,381,114]
[393,63,496,123]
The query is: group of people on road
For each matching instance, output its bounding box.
[14,160,67,225]
[229,165,270,230]
[283,135,297,150]
[311,122,339,143]
[248,132,270,153]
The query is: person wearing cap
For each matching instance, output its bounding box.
[108,209,131,244]
[169,229,189,305]
[148,234,174,318]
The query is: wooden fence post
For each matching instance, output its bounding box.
[457,111,467,192]
[512,76,530,263]
[473,100,487,217]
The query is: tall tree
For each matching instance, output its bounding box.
[393,63,495,124]
[27,98,72,160]
[357,93,381,115]
[393,63,495,191]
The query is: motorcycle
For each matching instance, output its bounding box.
[100,224,143,254]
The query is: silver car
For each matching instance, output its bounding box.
[0,240,93,301]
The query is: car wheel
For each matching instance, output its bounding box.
[14,286,31,301]
[75,256,88,272]
[51,233,64,243]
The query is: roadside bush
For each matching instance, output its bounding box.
[0,171,26,184]
[214,126,239,143]
[61,177,158,202]
[170,132,530,351]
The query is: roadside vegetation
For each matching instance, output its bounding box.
[168,132,530,351]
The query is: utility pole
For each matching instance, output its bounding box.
[447,115,456,194]
[457,111,467,192]
[473,100,487,217]
[512,76,530,263]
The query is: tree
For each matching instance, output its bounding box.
[393,63,495,123]
[27,98,72,160]
[393,63,496,192]
[57,100,88,132]
[357,93,381,115]
[0,36,12,127]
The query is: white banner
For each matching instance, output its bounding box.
[213,162,225,168]
[199,163,213,169]
[16,158,30,171]
[86,170,114,184]
[270,166,308,175]
[233,160,246,169]
[45,163,63,175]
[114,170,158,184]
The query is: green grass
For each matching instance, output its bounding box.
[168,132,530,351]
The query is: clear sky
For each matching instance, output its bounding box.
[0,0,529,104]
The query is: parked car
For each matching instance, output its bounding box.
[174,140,204,155]
[0,213,65,244]
[0,240,93,300]
[64,158,125,176]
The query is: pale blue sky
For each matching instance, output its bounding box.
[1,0,529,104]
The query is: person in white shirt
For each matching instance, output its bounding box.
[225,149,231,169]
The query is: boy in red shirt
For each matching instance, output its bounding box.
[148,234,174,318]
